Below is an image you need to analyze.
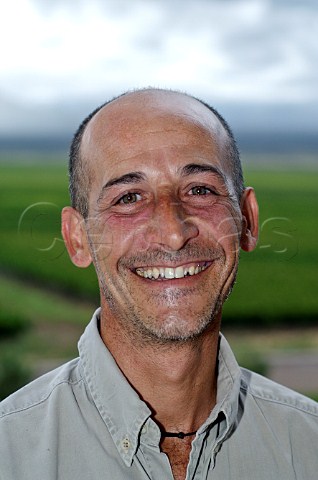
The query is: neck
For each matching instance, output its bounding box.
[100,309,220,433]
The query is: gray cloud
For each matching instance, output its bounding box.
[0,0,317,138]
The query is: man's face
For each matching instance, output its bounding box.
[80,92,247,344]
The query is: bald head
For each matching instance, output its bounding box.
[69,88,243,218]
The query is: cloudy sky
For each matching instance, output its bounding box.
[1,0,318,144]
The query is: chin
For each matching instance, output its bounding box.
[138,306,221,345]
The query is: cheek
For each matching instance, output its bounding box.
[93,210,151,260]
[214,206,242,254]
[193,203,241,251]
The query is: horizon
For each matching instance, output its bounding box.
[1,0,318,145]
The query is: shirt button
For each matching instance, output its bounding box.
[141,424,148,434]
[121,437,130,451]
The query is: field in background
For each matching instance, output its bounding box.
[0,158,317,399]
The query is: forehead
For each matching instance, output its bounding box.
[81,91,231,184]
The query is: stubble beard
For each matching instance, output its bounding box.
[92,246,239,348]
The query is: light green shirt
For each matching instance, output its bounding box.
[1,309,318,479]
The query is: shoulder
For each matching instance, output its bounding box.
[0,357,82,420]
[240,367,318,423]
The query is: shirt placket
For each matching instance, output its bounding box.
[137,419,175,480]
[186,414,227,480]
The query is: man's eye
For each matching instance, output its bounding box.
[190,186,212,195]
[118,192,142,204]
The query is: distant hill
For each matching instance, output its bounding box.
[237,131,318,154]
[0,131,317,157]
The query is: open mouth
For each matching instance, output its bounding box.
[135,261,211,280]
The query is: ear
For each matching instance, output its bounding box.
[240,187,259,252]
[61,207,92,268]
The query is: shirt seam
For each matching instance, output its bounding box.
[241,384,318,418]
[0,377,84,419]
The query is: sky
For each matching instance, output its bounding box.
[0,0,318,147]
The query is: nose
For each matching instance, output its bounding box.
[145,195,199,251]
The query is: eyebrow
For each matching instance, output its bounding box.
[180,163,226,182]
[103,171,145,189]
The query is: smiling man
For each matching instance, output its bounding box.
[1,89,317,480]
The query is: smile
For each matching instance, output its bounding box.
[135,262,210,280]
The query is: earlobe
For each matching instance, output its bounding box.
[240,187,259,252]
[61,207,92,268]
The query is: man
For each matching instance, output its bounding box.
[0,89,317,480]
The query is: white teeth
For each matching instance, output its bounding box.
[175,266,184,278]
[152,267,160,279]
[189,266,195,276]
[164,267,174,279]
[136,263,208,280]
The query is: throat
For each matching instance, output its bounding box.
[161,436,193,480]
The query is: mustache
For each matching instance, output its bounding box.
[119,243,222,268]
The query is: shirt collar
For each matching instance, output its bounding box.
[78,308,151,467]
[202,334,242,441]
[78,310,242,466]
